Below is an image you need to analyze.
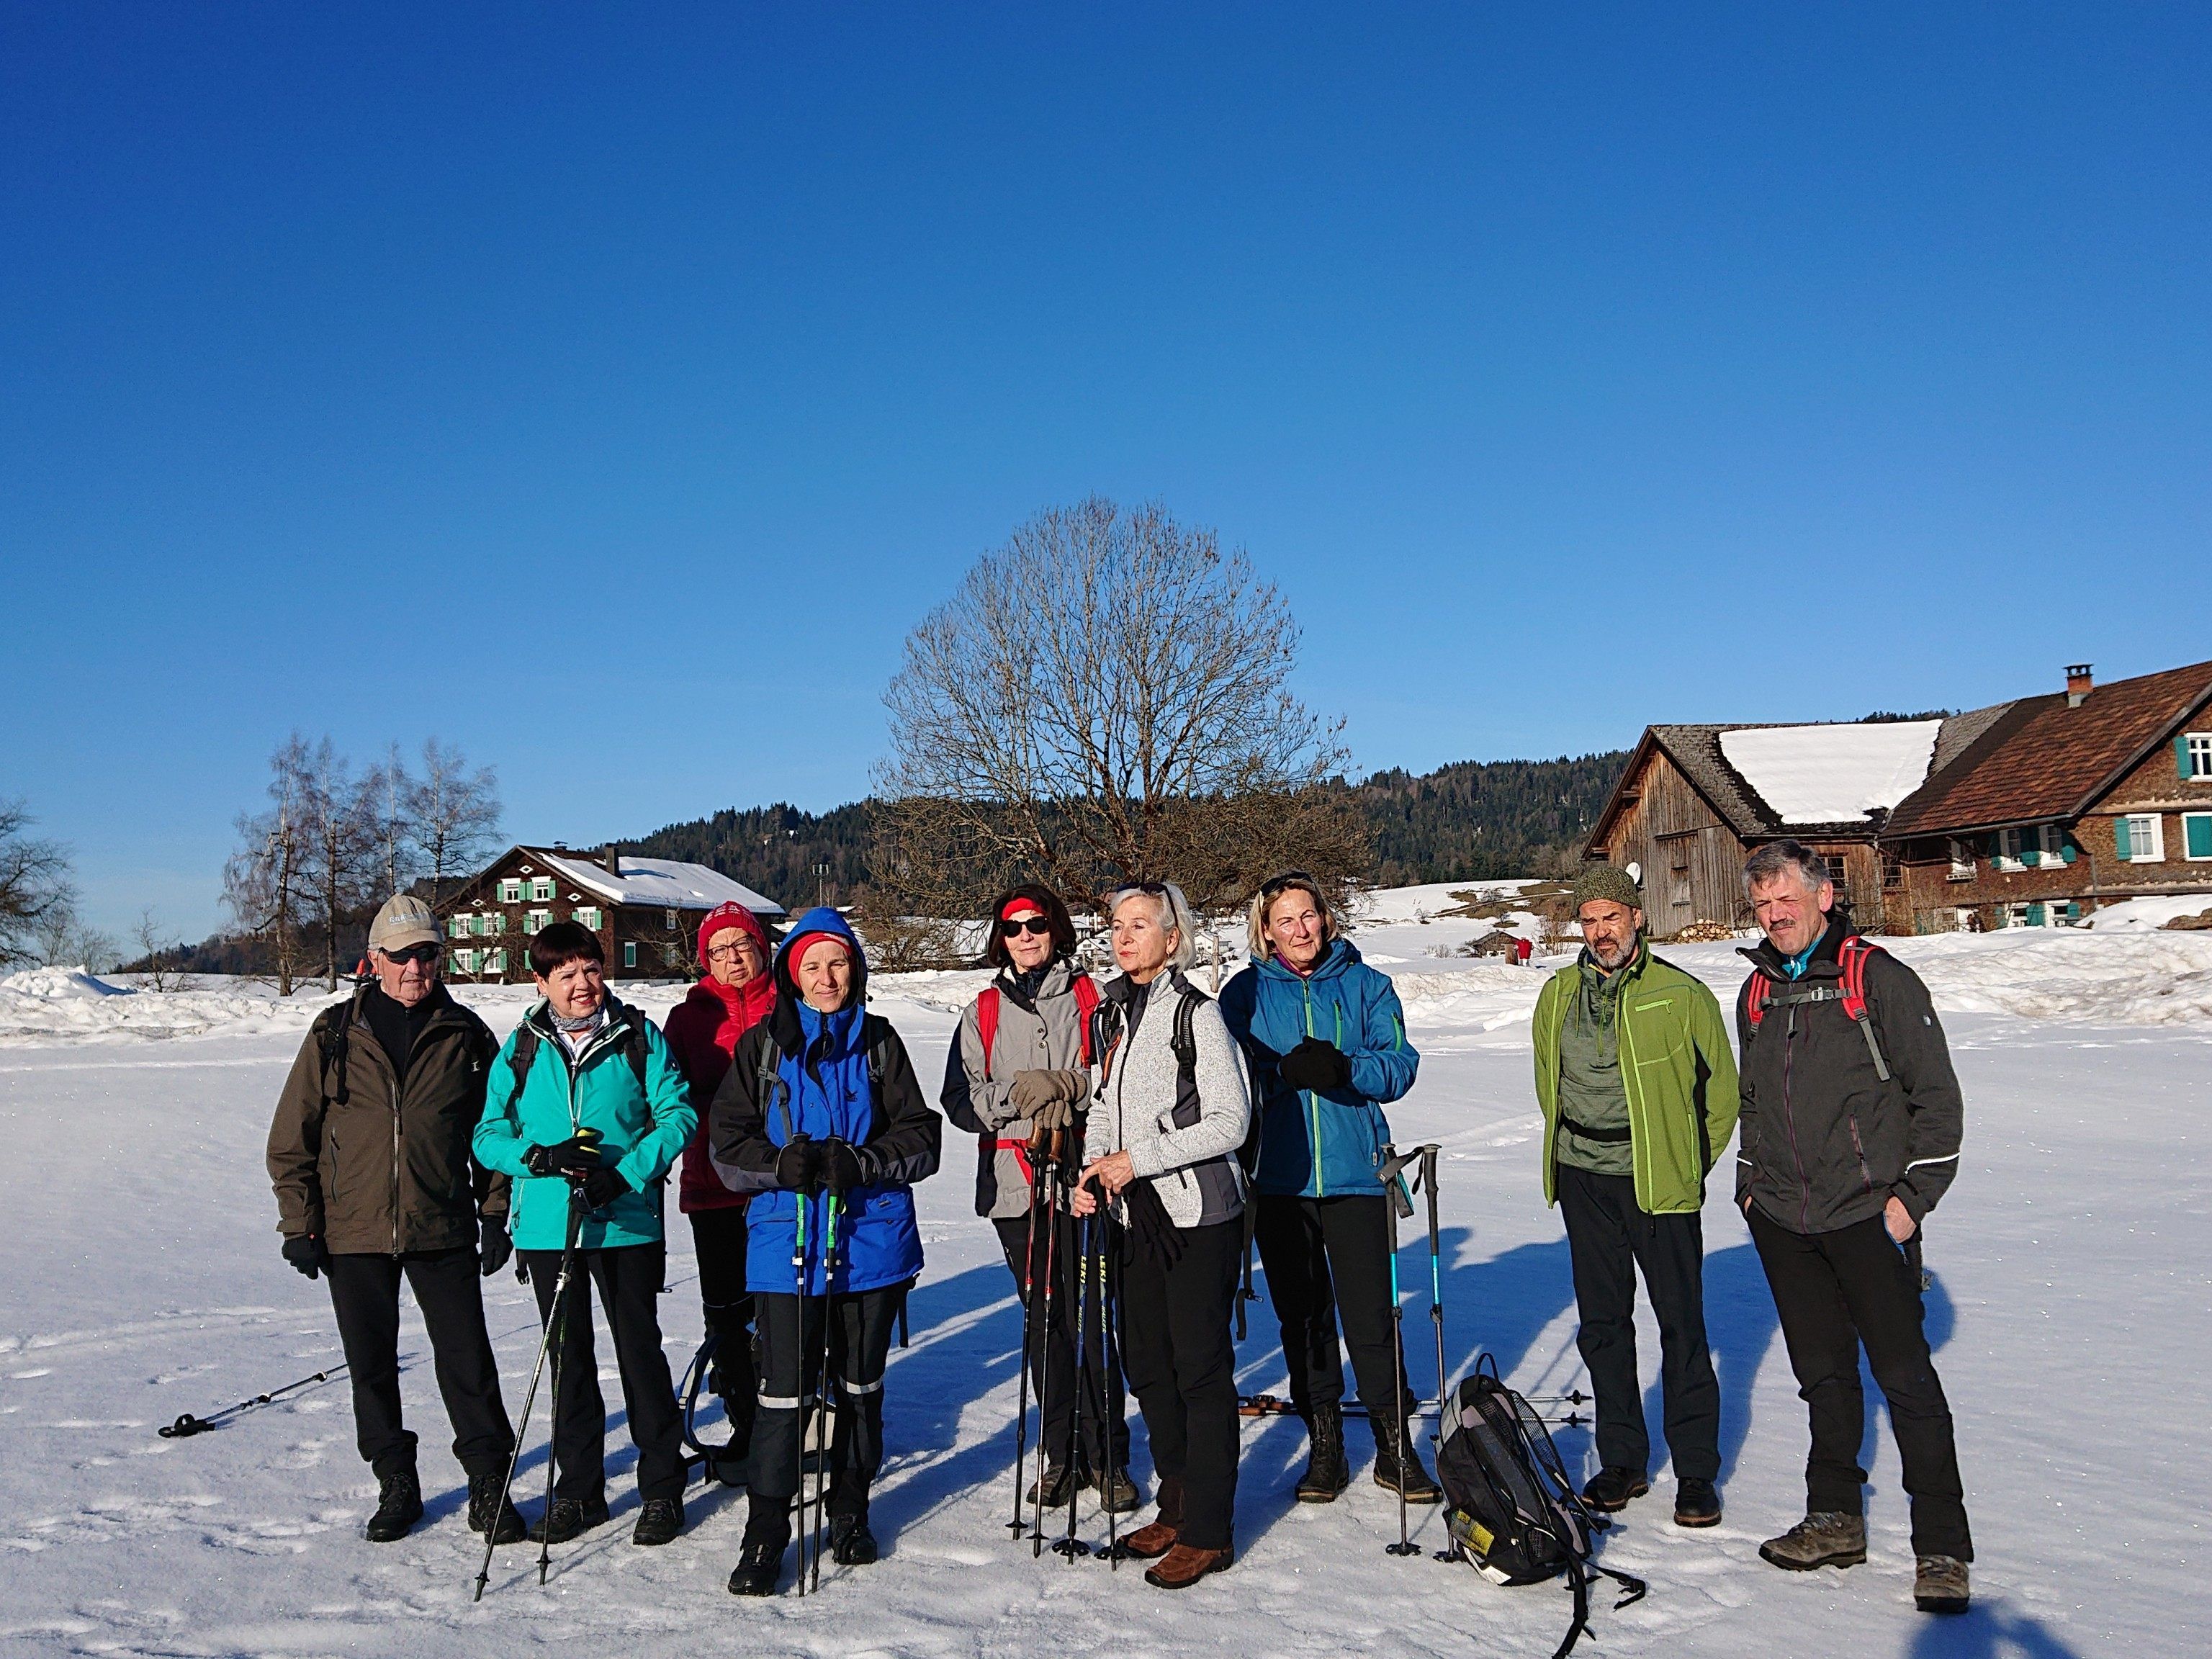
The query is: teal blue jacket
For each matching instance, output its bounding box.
[473,997,697,1251]
[1220,938,1419,1199]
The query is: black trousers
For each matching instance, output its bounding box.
[1252,1193,1416,1431]
[325,1247,515,1481]
[1749,1205,1972,1560]
[994,1211,1132,1474]
[750,1285,902,1522]
[517,1241,687,1506]
[690,1207,757,1446]
[1556,1163,1721,1483]
[1118,1215,1242,1551]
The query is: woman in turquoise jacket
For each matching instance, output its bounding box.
[1218,872,1434,1509]
[473,921,696,1550]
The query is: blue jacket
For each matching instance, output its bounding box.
[473,997,696,1251]
[706,909,942,1296]
[1220,938,1419,1199]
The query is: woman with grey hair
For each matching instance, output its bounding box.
[1219,871,1430,1506]
[1066,880,1251,1589]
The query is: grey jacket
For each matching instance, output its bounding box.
[941,960,1096,1220]
[1081,972,1251,1230]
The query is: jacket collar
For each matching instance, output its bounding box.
[1740,917,1846,980]
[1254,935,1358,984]
[523,992,634,1066]
[1575,938,1648,989]
[996,955,1078,1013]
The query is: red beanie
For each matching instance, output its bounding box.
[785,930,852,971]
[696,901,768,966]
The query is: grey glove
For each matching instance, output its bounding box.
[1008,1069,1088,1128]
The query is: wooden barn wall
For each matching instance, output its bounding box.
[1596,750,1750,935]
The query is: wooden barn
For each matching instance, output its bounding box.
[437,844,786,983]
[1583,713,2008,937]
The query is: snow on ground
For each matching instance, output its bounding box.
[1,890,2206,1658]
[2083,894,2212,932]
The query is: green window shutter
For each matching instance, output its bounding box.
[2115,817,2133,860]
[2179,734,2194,778]
[2187,816,2212,860]
[2027,902,2044,927]
[2059,834,2078,864]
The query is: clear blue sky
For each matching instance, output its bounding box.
[6,4,2208,940]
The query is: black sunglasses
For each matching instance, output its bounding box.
[380,943,440,966]
[997,915,1055,939]
[1259,870,1318,899]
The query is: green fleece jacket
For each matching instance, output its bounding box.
[1532,943,1741,1215]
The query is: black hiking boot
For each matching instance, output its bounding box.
[1914,1554,1971,1614]
[1371,1419,1442,1504]
[729,1500,792,1596]
[528,1494,611,1545]
[1673,1478,1722,1528]
[364,1470,423,1542]
[631,1496,685,1546]
[1027,1463,1083,1508]
[1581,1466,1649,1513]
[830,1512,878,1565]
[466,1473,525,1545]
[1295,1405,1350,1503]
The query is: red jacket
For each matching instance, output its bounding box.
[662,904,778,1213]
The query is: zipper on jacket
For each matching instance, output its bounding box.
[1302,981,1323,1197]
[1782,1007,1812,1233]
[1848,1114,1873,1197]
[1617,987,1644,1202]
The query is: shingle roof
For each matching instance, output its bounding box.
[1881,661,2212,837]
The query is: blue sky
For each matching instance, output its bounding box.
[5,4,2209,940]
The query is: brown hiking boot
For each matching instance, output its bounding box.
[1760,1511,1868,1570]
[1115,1476,1182,1560]
[1144,1541,1232,1588]
[1914,1555,1970,1614]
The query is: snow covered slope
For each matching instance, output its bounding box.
[1,904,2204,1657]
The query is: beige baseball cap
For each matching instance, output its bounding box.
[368,894,442,953]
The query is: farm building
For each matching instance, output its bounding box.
[1877,661,2212,933]
[436,844,786,982]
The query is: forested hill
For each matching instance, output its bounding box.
[626,750,1631,907]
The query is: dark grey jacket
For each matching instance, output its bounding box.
[1733,925,1964,1236]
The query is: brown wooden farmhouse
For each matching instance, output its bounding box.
[1876,661,2212,933]
[436,844,786,983]
[1584,714,2002,937]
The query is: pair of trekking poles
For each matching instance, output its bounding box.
[1006,1125,1128,1569]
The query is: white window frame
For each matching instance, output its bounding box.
[2188,732,2212,781]
[1947,838,1974,880]
[530,877,555,902]
[524,909,550,935]
[447,915,468,939]
[2005,902,2033,929]
[1994,827,2027,872]
[498,878,523,904]
[452,948,478,974]
[2122,814,2166,863]
[574,907,602,931]
[485,948,506,974]
[622,941,638,969]
[1954,907,1977,932]
[2032,824,2067,869]
[2183,811,2212,862]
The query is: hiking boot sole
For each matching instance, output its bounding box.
[1916,1589,1970,1615]
[1673,1506,1723,1529]
[1581,1480,1649,1514]
[1760,1542,1866,1571]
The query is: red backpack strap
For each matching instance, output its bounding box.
[976,986,1002,1082]
[1836,938,1892,1082]
[1744,971,1772,1030]
[1071,973,1102,1066]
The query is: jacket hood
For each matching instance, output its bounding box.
[1252,935,1362,984]
[773,907,869,1012]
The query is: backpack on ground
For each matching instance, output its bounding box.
[1436,1354,1647,1659]
[1743,935,1891,1081]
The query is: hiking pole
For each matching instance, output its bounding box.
[537,1186,588,1588]
[1032,1130,1066,1560]
[1097,1197,1123,1573]
[1052,1206,1094,1561]
[806,1190,844,1595]
[1007,1147,1050,1539]
[160,1365,350,1438]
[1418,1144,1447,1468]
[1380,1145,1419,1559]
[472,1190,584,1602]
[791,1172,813,1595]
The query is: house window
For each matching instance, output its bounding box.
[448,914,468,939]
[2005,903,2033,929]
[482,912,504,935]
[623,942,638,969]
[2033,824,2069,868]
[498,878,523,904]
[574,907,602,931]
[2046,901,2077,927]
[1995,827,2026,871]
[662,942,683,967]
[1954,907,1978,932]
[530,877,555,902]
[1948,839,1974,880]
[2184,813,2212,861]
[2187,733,2212,780]
[484,948,506,974]
[665,907,680,930]
[524,909,550,934]
[452,948,477,974]
[2118,814,2166,863]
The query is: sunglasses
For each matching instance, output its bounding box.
[380,943,440,967]
[1259,869,1318,899]
[997,915,1054,939]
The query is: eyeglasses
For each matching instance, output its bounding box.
[997,915,1054,939]
[706,941,761,963]
[379,944,440,967]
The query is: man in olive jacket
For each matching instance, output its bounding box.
[1533,866,1740,1528]
[266,894,519,1545]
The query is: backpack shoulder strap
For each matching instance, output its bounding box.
[976,986,1002,1081]
[1169,975,1203,1077]
[618,1002,650,1094]
[504,1025,539,1119]
[314,999,354,1108]
[1743,970,1772,1031]
[1071,974,1102,1066]
[863,1012,893,1093]
[1837,938,1892,1082]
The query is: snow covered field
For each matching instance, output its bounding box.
[3,899,2207,1658]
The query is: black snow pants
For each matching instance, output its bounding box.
[689,1206,757,1451]
[749,1285,903,1522]
[1118,1216,1242,1551]
[1252,1192,1418,1433]
[325,1246,515,1482]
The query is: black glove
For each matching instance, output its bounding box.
[523,1130,601,1177]
[477,1217,513,1278]
[819,1136,867,1195]
[1277,1037,1354,1095]
[775,1135,822,1195]
[578,1166,630,1212]
[282,1233,331,1280]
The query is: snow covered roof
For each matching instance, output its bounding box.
[1717,721,1943,827]
[524,849,787,917]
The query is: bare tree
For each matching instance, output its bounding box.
[361,742,416,899]
[408,738,503,905]
[875,497,1367,926]
[0,799,76,968]
[31,900,120,974]
[223,734,312,996]
[133,907,182,991]
[299,739,377,991]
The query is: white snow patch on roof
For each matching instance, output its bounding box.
[533,852,786,917]
[1719,721,1942,825]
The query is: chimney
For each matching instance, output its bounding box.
[603,842,622,877]
[2066,664,2093,708]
